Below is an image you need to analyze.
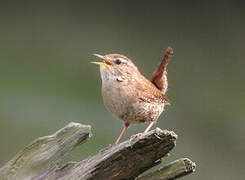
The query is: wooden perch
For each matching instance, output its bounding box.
[0,122,91,180]
[0,122,196,180]
[136,158,196,180]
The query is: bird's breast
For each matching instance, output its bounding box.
[101,81,130,119]
[101,80,165,124]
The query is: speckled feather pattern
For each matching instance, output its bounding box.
[101,73,166,124]
[99,53,171,125]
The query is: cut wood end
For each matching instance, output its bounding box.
[183,158,196,173]
[54,122,92,139]
[59,122,91,133]
[155,127,178,139]
[136,158,196,180]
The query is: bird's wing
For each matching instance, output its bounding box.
[134,76,170,105]
[150,47,173,94]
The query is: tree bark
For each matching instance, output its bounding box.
[136,158,196,180]
[0,123,196,180]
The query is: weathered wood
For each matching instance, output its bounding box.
[0,122,91,180]
[136,158,196,180]
[38,128,177,180]
[0,123,196,180]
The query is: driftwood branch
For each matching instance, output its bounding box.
[0,122,91,180]
[136,158,196,180]
[0,123,196,180]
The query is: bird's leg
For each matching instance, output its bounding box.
[114,123,129,145]
[131,122,156,140]
[144,121,155,133]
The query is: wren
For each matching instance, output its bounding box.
[91,47,173,144]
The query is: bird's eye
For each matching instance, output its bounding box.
[115,59,122,65]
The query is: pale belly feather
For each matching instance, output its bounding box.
[102,83,165,125]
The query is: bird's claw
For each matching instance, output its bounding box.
[130,132,144,139]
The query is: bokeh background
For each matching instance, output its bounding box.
[0,1,244,179]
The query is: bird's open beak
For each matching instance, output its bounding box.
[91,54,112,66]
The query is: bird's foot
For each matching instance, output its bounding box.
[130,132,145,139]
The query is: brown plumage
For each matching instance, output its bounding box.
[151,47,174,95]
[92,47,173,144]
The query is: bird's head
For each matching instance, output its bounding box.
[91,53,140,82]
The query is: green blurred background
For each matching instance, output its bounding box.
[0,1,244,179]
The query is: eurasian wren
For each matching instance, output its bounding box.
[91,47,173,144]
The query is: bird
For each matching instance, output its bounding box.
[91,47,173,144]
